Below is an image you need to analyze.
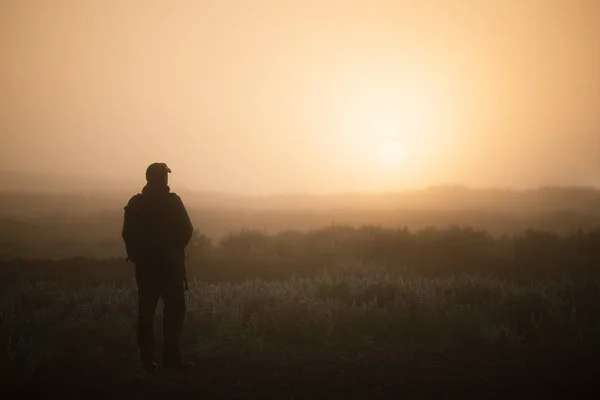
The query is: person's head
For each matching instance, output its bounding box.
[145,162,171,187]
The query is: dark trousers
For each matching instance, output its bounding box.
[135,262,186,365]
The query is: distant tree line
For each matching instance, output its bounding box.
[2,225,600,288]
[2,206,600,260]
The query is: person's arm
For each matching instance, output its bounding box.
[122,196,141,262]
[172,194,194,249]
[181,199,194,248]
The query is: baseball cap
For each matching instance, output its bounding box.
[145,162,171,181]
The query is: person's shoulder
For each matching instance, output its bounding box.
[168,192,185,205]
[124,193,144,209]
[169,193,192,212]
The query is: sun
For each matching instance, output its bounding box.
[332,74,451,191]
[376,141,406,166]
[337,82,433,168]
[340,95,417,171]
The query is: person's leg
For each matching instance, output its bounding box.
[161,267,188,368]
[135,265,160,371]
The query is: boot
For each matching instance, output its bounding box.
[143,361,159,373]
[162,342,195,371]
[140,346,159,373]
[164,359,195,372]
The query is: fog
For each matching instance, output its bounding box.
[1,0,599,194]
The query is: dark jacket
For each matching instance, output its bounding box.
[122,185,194,265]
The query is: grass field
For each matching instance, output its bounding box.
[3,268,600,399]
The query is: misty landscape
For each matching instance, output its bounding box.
[4,183,600,398]
[3,0,600,399]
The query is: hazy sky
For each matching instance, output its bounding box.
[1,0,599,194]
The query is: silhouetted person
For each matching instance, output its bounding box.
[122,162,194,372]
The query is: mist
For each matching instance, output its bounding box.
[2,0,599,195]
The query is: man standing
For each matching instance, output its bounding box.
[122,162,194,372]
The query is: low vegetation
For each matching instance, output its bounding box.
[3,225,600,397]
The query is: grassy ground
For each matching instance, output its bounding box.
[3,270,600,398]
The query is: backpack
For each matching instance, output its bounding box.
[122,192,193,264]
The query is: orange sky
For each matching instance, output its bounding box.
[1,0,599,194]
